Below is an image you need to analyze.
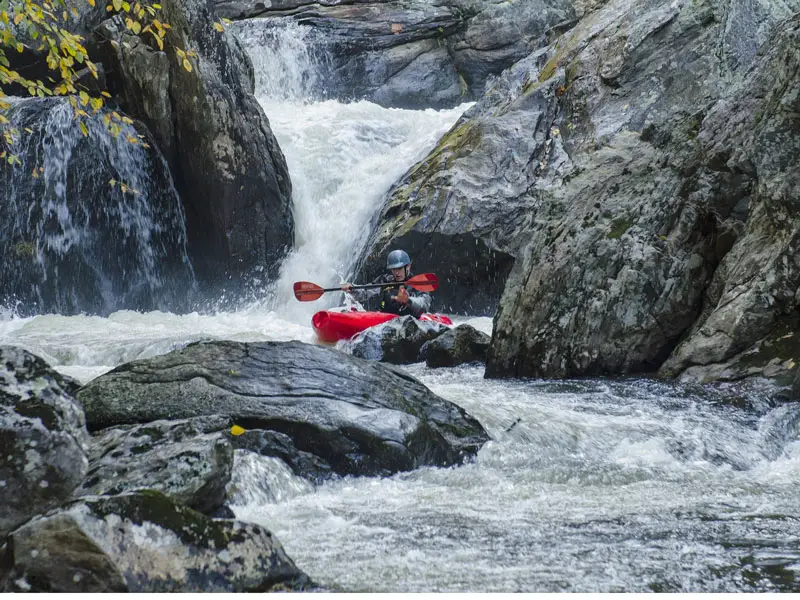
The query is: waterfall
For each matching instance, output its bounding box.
[232,19,471,322]
[0,97,196,316]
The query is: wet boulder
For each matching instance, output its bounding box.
[420,324,491,368]
[342,315,449,364]
[76,340,489,477]
[0,491,310,592]
[77,417,234,515]
[95,0,293,297]
[0,346,89,536]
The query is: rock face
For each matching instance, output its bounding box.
[657,14,800,382]
[348,0,799,379]
[420,324,490,368]
[0,346,89,537]
[222,0,574,109]
[0,491,310,592]
[96,0,294,294]
[78,417,234,515]
[485,4,800,379]
[0,98,196,316]
[76,340,489,477]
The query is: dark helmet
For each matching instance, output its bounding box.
[386,249,411,270]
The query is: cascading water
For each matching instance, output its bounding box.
[0,18,798,593]
[0,97,195,316]
[232,19,470,322]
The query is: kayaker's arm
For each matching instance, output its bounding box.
[404,289,431,318]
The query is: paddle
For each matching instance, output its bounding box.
[293,273,439,302]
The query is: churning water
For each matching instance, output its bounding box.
[1,18,799,593]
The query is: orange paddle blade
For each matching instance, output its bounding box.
[293,281,325,301]
[407,273,438,292]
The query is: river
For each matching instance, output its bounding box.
[1,18,799,593]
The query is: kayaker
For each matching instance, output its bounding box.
[340,249,432,317]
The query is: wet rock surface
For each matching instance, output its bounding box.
[224,0,573,108]
[0,346,89,536]
[77,417,234,515]
[420,324,491,368]
[76,340,489,477]
[342,315,449,364]
[0,491,311,592]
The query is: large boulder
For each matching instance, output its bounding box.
[77,417,234,515]
[0,491,311,592]
[0,98,196,316]
[224,0,573,109]
[0,346,89,537]
[95,0,294,294]
[76,340,489,477]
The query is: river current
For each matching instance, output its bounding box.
[1,19,799,592]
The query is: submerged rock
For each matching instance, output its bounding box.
[76,340,489,477]
[0,491,310,592]
[0,346,89,536]
[77,417,234,515]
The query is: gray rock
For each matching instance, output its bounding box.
[78,417,234,515]
[0,98,196,316]
[231,429,334,483]
[76,340,488,477]
[350,0,799,380]
[486,5,800,379]
[0,346,89,537]
[0,491,310,592]
[659,14,800,379]
[95,0,294,296]
[226,0,573,108]
[420,323,490,367]
[343,315,449,364]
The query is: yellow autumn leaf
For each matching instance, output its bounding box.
[230,425,245,436]
[213,22,224,32]
[182,58,192,72]
[131,20,141,34]
[79,121,88,136]
[113,0,123,11]
[87,0,95,6]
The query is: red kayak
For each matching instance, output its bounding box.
[312,309,453,343]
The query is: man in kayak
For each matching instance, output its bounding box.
[340,249,432,317]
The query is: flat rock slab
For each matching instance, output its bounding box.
[76,340,489,477]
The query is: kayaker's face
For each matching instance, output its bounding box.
[390,266,407,281]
